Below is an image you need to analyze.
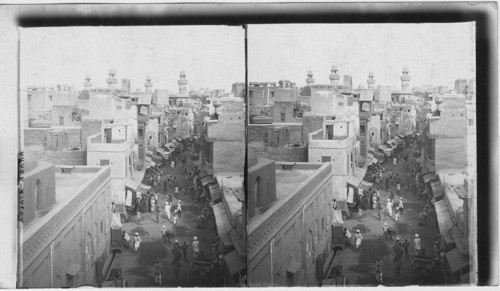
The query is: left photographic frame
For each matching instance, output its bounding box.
[18,25,246,288]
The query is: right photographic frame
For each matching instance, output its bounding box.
[246,23,477,287]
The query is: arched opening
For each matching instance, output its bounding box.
[35,179,42,211]
[255,176,262,208]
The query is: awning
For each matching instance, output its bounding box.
[224,249,246,275]
[163,142,175,149]
[445,247,469,274]
[208,183,222,202]
[156,148,167,155]
[397,133,405,138]
[347,174,363,188]
[213,202,232,238]
[386,139,397,146]
[110,213,123,229]
[66,263,81,276]
[423,172,437,183]
[152,154,162,163]
[137,183,151,194]
[359,180,373,191]
[430,180,444,200]
[173,141,182,147]
[435,200,455,247]
[175,137,183,142]
[201,175,214,186]
[146,150,153,157]
[332,210,343,226]
[125,178,141,191]
[286,260,301,274]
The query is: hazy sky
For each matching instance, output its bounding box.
[248,23,476,89]
[21,26,245,92]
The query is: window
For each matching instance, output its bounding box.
[271,91,275,98]
[338,102,344,107]
[59,116,64,125]
[138,128,144,138]
[249,90,254,99]
[116,105,122,110]
[49,95,53,101]
[360,124,366,134]
[100,160,110,166]
[28,94,32,102]
[468,119,474,126]
[321,156,331,163]
[281,112,286,122]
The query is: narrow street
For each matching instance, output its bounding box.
[110,143,221,287]
[336,139,445,286]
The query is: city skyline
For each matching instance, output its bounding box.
[248,23,475,89]
[20,26,245,92]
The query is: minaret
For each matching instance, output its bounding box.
[107,69,118,89]
[144,75,153,93]
[306,70,315,86]
[367,72,375,89]
[401,66,411,91]
[178,71,188,95]
[84,74,92,90]
[329,65,340,85]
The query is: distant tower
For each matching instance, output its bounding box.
[329,65,340,85]
[367,72,375,89]
[401,66,411,91]
[145,75,153,93]
[107,69,118,89]
[306,70,315,86]
[178,71,188,95]
[84,74,92,90]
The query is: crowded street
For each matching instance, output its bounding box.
[328,134,446,286]
[108,138,225,287]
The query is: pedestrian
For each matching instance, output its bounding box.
[155,204,160,224]
[386,198,393,217]
[396,182,401,196]
[173,209,179,225]
[164,180,168,191]
[133,233,141,255]
[123,230,131,248]
[174,185,179,197]
[176,200,182,218]
[377,202,382,220]
[414,234,421,256]
[154,260,163,285]
[355,230,363,251]
[172,240,182,263]
[393,157,397,167]
[192,236,200,258]
[402,239,410,259]
[111,202,116,213]
[181,242,188,261]
[383,222,389,241]
[154,191,159,205]
[344,227,352,247]
[171,160,175,170]
[136,211,142,225]
[398,198,404,214]
[165,201,171,220]
[395,208,400,224]
[150,195,156,213]
[394,256,402,278]
[375,257,383,284]
[173,258,180,280]
[161,225,168,244]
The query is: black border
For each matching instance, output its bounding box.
[15,2,498,286]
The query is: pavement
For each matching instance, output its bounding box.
[109,146,221,287]
[331,143,445,286]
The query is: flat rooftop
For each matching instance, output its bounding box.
[249,162,329,232]
[24,166,109,240]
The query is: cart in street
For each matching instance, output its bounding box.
[411,255,434,284]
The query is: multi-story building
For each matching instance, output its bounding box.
[25,85,77,124]
[21,150,112,288]
[231,82,246,98]
[454,79,468,95]
[86,121,135,205]
[247,157,334,286]
[203,97,245,174]
[249,80,298,119]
